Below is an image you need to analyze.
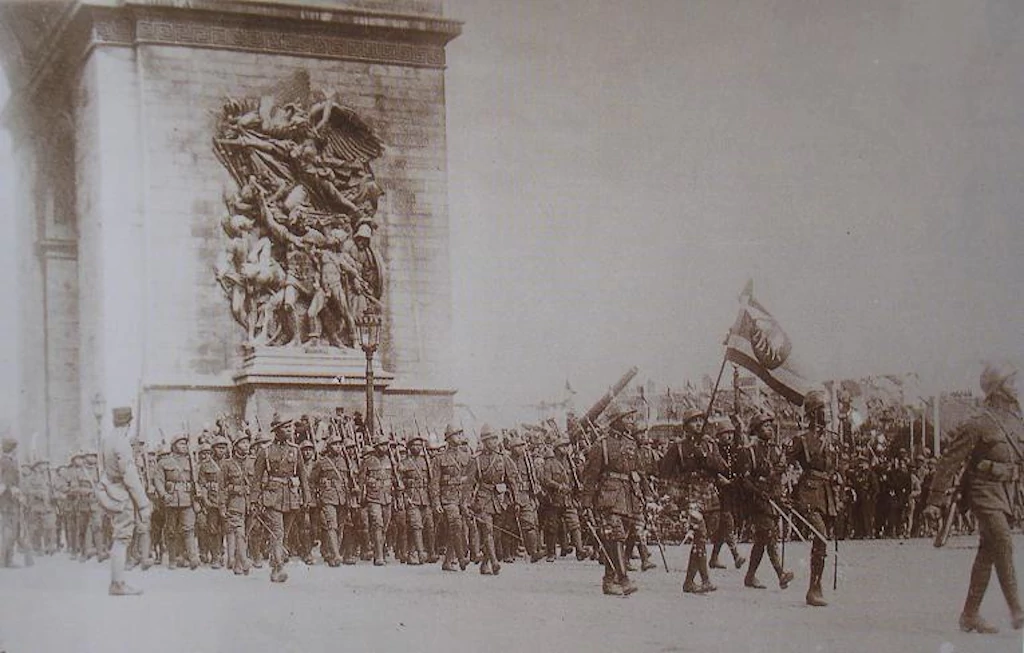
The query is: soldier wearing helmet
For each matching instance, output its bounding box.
[788,388,837,607]
[251,415,310,583]
[461,424,519,576]
[196,441,225,568]
[924,360,1023,634]
[220,436,252,575]
[581,405,643,596]
[431,424,471,571]
[708,419,746,573]
[541,435,588,563]
[739,412,794,592]
[359,436,397,566]
[155,433,201,570]
[310,434,357,566]
[658,406,728,595]
[398,435,434,565]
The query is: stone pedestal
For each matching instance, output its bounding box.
[234,345,394,427]
[1,0,461,459]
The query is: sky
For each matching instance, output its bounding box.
[2,0,1024,424]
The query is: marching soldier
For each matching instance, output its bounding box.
[432,425,469,572]
[738,413,794,590]
[155,433,200,570]
[360,437,397,566]
[507,433,543,562]
[924,360,1024,633]
[66,452,88,559]
[626,430,660,572]
[310,434,355,567]
[541,436,588,563]
[461,424,519,576]
[220,435,252,575]
[25,460,57,555]
[582,406,643,597]
[82,451,107,562]
[251,416,309,583]
[659,408,727,594]
[788,389,838,607]
[296,440,318,565]
[709,421,746,571]
[341,438,365,564]
[399,435,436,565]
[219,438,250,577]
[197,441,225,568]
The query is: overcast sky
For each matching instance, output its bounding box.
[444,0,1024,412]
[2,0,1023,424]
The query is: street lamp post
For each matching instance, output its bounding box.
[355,311,382,441]
[91,392,106,451]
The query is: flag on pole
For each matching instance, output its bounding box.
[564,379,576,395]
[725,280,814,405]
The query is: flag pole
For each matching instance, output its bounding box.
[699,331,732,437]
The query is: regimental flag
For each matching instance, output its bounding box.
[565,379,577,396]
[725,280,814,405]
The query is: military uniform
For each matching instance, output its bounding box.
[197,446,224,567]
[738,417,793,590]
[462,426,519,575]
[98,410,151,595]
[582,410,643,596]
[155,435,200,569]
[310,438,358,566]
[432,427,469,571]
[541,441,586,562]
[399,440,436,565]
[661,424,727,593]
[926,367,1024,634]
[788,390,839,607]
[709,425,746,571]
[252,424,309,583]
[25,462,57,555]
[507,438,542,562]
[219,438,251,575]
[294,442,318,565]
[360,445,396,566]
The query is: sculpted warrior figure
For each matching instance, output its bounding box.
[212,71,386,349]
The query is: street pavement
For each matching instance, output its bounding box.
[0,535,1022,653]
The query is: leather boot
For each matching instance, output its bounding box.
[601,542,623,596]
[766,542,792,588]
[639,542,657,571]
[412,529,426,566]
[728,540,745,569]
[545,531,557,562]
[682,546,701,593]
[744,543,767,589]
[696,543,716,592]
[992,541,1023,630]
[806,554,828,607]
[572,528,588,561]
[526,530,544,562]
[442,547,457,572]
[616,542,637,595]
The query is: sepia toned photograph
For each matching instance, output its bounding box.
[0,1,1022,651]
